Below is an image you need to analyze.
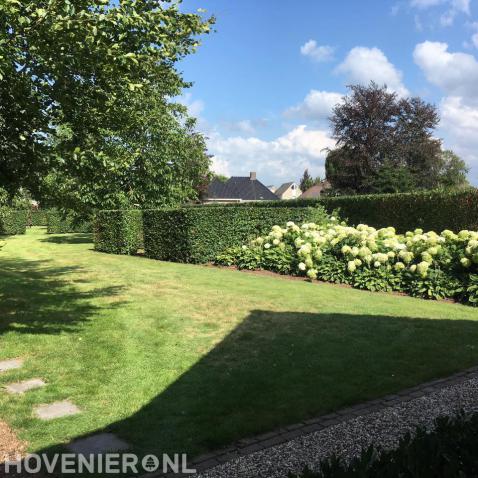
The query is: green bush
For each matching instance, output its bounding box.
[94,210,143,255]
[289,413,478,478]
[46,210,92,234]
[143,205,333,263]
[28,210,49,227]
[0,209,27,235]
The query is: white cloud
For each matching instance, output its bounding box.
[300,40,335,62]
[178,92,205,117]
[410,0,470,26]
[473,32,478,48]
[411,0,444,8]
[208,125,335,184]
[411,0,469,11]
[220,119,269,135]
[335,47,409,97]
[414,14,424,31]
[440,96,478,180]
[414,41,478,100]
[285,90,343,121]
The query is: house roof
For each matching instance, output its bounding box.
[274,182,294,197]
[207,176,279,201]
[300,181,331,199]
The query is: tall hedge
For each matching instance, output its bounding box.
[28,210,49,227]
[46,210,92,234]
[210,189,478,233]
[94,210,143,255]
[0,209,27,235]
[317,189,478,232]
[143,205,330,263]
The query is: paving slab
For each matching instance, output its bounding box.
[34,400,81,420]
[4,378,46,394]
[67,433,129,454]
[0,359,23,373]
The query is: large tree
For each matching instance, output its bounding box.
[325,82,468,194]
[0,0,214,210]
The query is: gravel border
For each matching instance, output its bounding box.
[144,366,478,478]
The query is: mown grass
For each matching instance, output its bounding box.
[0,228,478,464]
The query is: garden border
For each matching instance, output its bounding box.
[148,365,478,477]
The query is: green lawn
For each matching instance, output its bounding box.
[1,228,478,460]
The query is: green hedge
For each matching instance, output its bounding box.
[0,209,27,235]
[317,189,478,233]
[143,205,331,263]
[46,210,92,234]
[28,210,50,227]
[94,210,143,255]
[206,189,478,233]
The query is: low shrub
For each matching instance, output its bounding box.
[94,210,143,255]
[289,413,478,478]
[0,209,27,235]
[46,210,92,234]
[216,221,478,306]
[143,205,334,263]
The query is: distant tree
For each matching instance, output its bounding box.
[299,169,314,192]
[326,82,468,194]
[213,174,229,183]
[437,150,469,189]
[325,147,360,194]
[363,161,416,194]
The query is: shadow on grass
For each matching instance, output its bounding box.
[0,257,123,335]
[39,233,93,245]
[46,308,478,472]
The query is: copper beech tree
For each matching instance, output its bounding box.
[326,82,468,194]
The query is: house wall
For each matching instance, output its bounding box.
[279,184,302,200]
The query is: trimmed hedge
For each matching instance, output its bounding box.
[46,210,92,234]
[28,210,49,227]
[94,210,143,255]
[317,189,478,233]
[202,189,478,233]
[143,205,331,263]
[0,209,27,235]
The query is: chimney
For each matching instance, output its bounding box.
[250,171,257,181]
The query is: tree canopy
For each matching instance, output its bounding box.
[0,0,214,211]
[325,82,469,194]
[299,169,322,192]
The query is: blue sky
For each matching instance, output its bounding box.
[179,0,478,186]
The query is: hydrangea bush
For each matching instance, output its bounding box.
[215,219,478,305]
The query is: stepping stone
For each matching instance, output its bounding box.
[4,378,46,394]
[67,433,129,454]
[34,400,81,420]
[0,359,23,373]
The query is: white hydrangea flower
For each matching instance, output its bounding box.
[394,262,405,271]
[307,269,318,279]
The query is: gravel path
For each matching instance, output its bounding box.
[195,377,478,478]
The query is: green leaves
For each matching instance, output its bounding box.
[1,0,215,209]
